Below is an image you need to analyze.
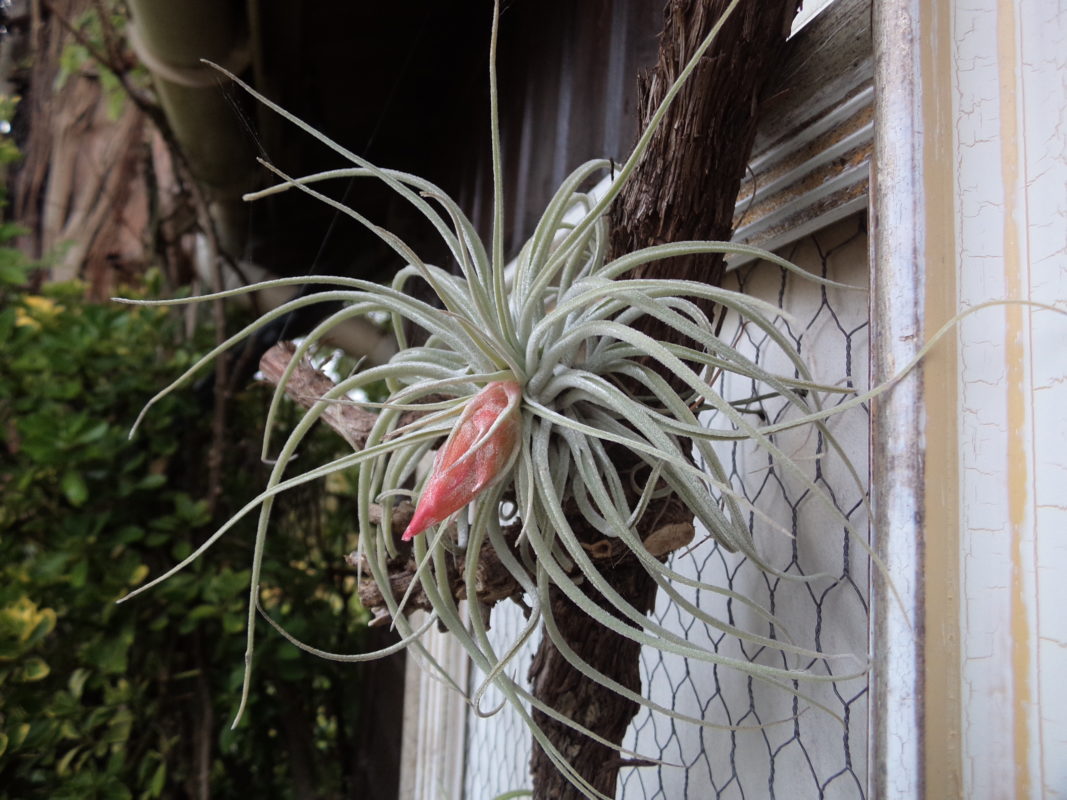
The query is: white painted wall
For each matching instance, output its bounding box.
[792,0,838,34]
[951,1,1067,796]
[618,216,871,799]
[463,602,537,799]
[399,614,470,800]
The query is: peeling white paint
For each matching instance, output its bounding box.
[952,0,1067,797]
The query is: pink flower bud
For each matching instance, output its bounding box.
[402,380,522,541]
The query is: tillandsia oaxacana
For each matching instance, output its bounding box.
[116,0,905,796]
[402,380,522,542]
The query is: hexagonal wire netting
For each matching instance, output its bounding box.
[464,214,871,799]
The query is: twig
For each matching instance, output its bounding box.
[257,343,378,451]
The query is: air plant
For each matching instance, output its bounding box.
[117,0,891,796]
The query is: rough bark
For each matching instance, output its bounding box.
[8,0,158,299]
[609,0,799,311]
[527,2,799,798]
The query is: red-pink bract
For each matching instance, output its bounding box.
[401,380,522,541]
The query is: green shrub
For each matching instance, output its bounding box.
[0,282,371,799]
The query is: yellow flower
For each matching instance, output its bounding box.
[14,295,63,329]
[0,596,57,651]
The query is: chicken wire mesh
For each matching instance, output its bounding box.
[463,602,538,798]
[463,214,871,799]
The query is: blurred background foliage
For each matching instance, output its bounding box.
[0,2,405,797]
[0,273,382,799]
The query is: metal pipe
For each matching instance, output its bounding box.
[126,0,257,255]
[868,0,929,796]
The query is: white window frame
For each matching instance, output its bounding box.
[871,1,1067,797]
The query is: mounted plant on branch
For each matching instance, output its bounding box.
[117,1,909,797]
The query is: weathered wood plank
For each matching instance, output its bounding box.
[732,0,873,260]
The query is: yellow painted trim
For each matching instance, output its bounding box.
[995,1,1032,796]
[921,0,963,796]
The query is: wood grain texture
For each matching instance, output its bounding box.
[731,0,873,261]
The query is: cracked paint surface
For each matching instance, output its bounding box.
[951,0,1067,797]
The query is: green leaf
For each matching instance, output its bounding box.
[185,604,218,622]
[103,707,132,744]
[128,563,150,586]
[113,524,146,544]
[61,470,89,507]
[56,744,82,777]
[18,656,50,682]
[100,68,126,120]
[0,259,30,286]
[69,667,91,700]
[11,722,29,750]
[0,222,29,241]
[135,473,166,491]
[147,761,165,797]
[26,607,58,645]
[101,778,132,800]
[33,551,71,581]
[85,636,128,674]
[48,377,83,400]
[68,557,89,589]
[75,420,109,445]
